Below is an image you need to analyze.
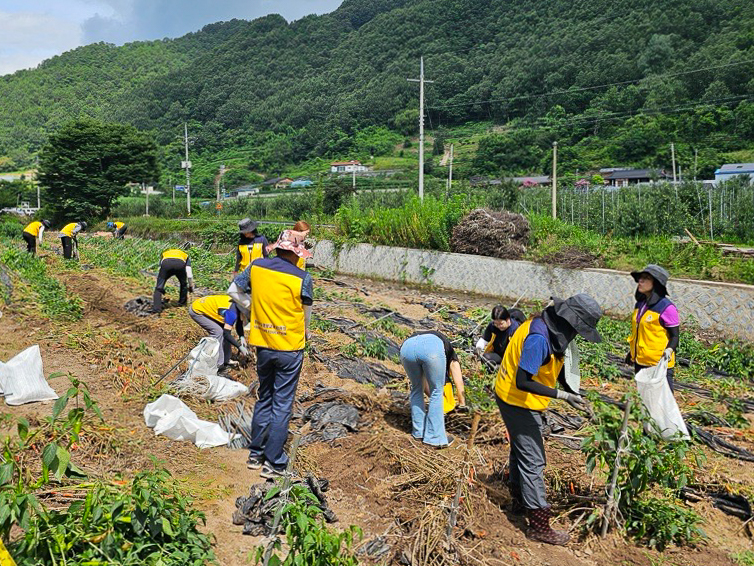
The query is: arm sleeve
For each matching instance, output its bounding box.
[234,247,241,272]
[72,224,82,235]
[518,334,550,375]
[482,323,493,341]
[261,236,269,258]
[38,226,45,243]
[223,328,241,349]
[301,272,314,306]
[234,308,245,339]
[515,367,559,398]
[666,326,679,351]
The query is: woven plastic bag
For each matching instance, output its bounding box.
[634,356,689,440]
[0,345,58,406]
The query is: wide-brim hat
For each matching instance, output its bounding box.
[42,219,52,228]
[238,218,258,233]
[269,229,313,260]
[631,264,669,296]
[552,293,602,343]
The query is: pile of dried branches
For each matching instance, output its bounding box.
[450,209,530,259]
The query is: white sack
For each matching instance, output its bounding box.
[186,337,220,379]
[173,337,248,401]
[143,394,236,448]
[634,357,689,440]
[563,341,581,393]
[0,345,58,406]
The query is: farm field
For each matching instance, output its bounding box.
[1,231,753,566]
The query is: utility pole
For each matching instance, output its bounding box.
[670,142,677,183]
[693,148,698,182]
[170,174,174,203]
[182,123,192,215]
[408,57,433,202]
[551,141,558,219]
[144,183,149,216]
[446,143,454,198]
[352,168,356,190]
[217,163,224,203]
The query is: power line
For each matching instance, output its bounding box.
[426,58,754,111]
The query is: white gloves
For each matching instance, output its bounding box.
[662,348,674,360]
[239,343,249,357]
[475,338,488,356]
[556,390,587,412]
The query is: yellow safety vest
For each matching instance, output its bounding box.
[296,256,306,270]
[23,221,43,237]
[495,319,565,411]
[628,298,676,368]
[250,258,306,351]
[0,538,17,566]
[60,223,78,238]
[161,249,188,262]
[238,241,265,272]
[113,221,125,230]
[191,295,233,325]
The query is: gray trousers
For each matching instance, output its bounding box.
[496,396,548,510]
[188,305,229,367]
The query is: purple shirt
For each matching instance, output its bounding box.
[637,302,679,328]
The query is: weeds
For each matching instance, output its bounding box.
[256,483,361,566]
[581,392,705,549]
[0,246,83,319]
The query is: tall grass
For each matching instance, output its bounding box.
[335,194,476,251]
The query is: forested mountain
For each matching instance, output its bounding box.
[1,0,754,180]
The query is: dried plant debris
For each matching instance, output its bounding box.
[232,474,337,535]
[450,208,530,259]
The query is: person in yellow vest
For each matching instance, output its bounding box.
[475,305,527,372]
[22,219,51,255]
[626,264,679,391]
[152,248,195,314]
[494,293,601,546]
[400,330,466,448]
[106,221,128,239]
[58,221,87,259]
[189,294,248,372]
[246,230,313,478]
[233,218,268,277]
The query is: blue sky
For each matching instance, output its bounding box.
[0,0,342,76]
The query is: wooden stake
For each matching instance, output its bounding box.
[601,399,632,537]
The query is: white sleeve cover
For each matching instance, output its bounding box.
[37,226,45,244]
[185,265,194,281]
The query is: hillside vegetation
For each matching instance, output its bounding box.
[1,0,754,190]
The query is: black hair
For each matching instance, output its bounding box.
[491,305,510,321]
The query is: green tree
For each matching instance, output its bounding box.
[38,119,158,221]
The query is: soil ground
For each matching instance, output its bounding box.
[1,245,753,566]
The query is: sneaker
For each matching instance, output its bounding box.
[260,464,286,480]
[425,435,455,449]
[246,457,264,470]
[226,359,240,368]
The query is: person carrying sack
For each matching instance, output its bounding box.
[494,294,602,545]
[626,264,679,392]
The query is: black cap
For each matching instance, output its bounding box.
[42,219,52,228]
[80,221,88,230]
[551,293,602,343]
[631,264,669,296]
[238,218,258,233]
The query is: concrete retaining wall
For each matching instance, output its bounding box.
[312,240,754,341]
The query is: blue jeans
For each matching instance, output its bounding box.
[248,348,303,469]
[400,334,448,446]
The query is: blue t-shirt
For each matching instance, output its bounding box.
[518,319,551,376]
[223,303,238,327]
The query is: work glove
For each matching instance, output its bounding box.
[556,390,588,412]
[240,337,248,349]
[662,348,673,360]
[239,345,250,357]
[455,404,470,414]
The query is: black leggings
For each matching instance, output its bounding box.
[153,259,188,313]
[23,232,36,254]
[61,236,75,259]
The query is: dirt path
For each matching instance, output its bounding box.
[1,258,752,566]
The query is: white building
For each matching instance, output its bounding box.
[714,163,754,185]
[330,160,369,173]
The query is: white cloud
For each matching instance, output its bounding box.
[0,11,82,75]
